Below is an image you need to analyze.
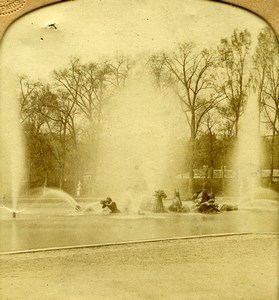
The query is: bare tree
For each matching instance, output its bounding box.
[217,29,252,137]
[106,54,133,88]
[19,76,44,126]
[253,27,279,184]
[41,89,80,190]
[19,79,60,190]
[149,43,224,194]
[53,56,131,194]
[200,111,221,190]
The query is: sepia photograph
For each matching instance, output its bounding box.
[0,0,278,299]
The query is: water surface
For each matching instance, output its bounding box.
[1,198,278,252]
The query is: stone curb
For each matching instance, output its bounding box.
[1,232,278,256]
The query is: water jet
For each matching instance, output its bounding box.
[235,92,261,200]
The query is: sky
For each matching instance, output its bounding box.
[0,0,268,80]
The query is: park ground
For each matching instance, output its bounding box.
[0,233,278,300]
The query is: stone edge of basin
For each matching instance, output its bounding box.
[1,232,278,256]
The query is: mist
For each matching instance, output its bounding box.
[0,67,25,208]
[96,61,186,199]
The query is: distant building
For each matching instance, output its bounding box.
[176,169,279,181]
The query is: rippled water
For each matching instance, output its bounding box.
[0,198,278,252]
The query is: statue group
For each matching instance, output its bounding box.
[98,188,238,214]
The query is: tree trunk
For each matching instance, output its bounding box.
[269,129,275,188]
[209,165,214,194]
[209,133,214,193]
[235,115,239,137]
[188,136,195,195]
[59,123,67,190]
[90,122,97,196]
[221,164,225,195]
[59,167,64,190]
[43,176,47,196]
[28,160,32,196]
[72,131,80,194]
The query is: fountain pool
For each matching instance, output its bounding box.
[0,196,278,253]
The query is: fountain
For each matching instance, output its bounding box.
[235,92,261,200]
[40,188,81,210]
[23,187,83,214]
[0,67,84,217]
[234,92,279,210]
[0,67,25,218]
[0,62,278,255]
[96,62,177,200]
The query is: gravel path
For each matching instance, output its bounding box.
[1,233,278,300]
